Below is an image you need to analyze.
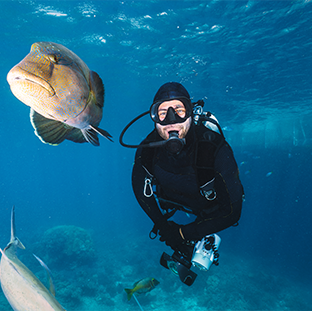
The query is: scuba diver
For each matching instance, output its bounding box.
[120,82,244,286]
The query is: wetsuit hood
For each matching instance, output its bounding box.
[150,82,193,125]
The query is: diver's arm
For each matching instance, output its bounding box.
[181,143,243,241]
[182,200,242,241]
[132,147,167,226]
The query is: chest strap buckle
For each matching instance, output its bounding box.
[200,178,217,201]
[201,189,217,201]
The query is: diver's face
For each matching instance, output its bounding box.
[155,100,192,140]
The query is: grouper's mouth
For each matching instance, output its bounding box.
[7,66,55,96]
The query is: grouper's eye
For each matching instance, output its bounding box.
[47,54,71,66]
[48,54,59,64]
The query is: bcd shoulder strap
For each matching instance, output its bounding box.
[195,122,226,200]
[140,130,158,175]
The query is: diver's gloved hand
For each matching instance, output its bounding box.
[158,221,184,251]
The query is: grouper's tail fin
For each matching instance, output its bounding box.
[4,206,25,252]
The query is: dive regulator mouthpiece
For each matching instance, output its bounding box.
[166,131,185,154]
[146,131,185,153]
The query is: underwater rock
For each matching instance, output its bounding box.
[36,225,96,269]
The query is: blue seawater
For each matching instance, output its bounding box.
[0,1,311,310]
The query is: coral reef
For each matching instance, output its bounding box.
[34,225,96,269]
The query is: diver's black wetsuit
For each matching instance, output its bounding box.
[132,122,243,243]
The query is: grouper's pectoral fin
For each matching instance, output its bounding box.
[30,109,76,145]
[79,126,113,147]
[81,128,100,146]
[30,109,113,146]
[89,125,113,142]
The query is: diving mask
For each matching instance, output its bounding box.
[150,98,193,125]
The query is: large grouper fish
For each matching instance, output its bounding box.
[7,42,112,146]
[0,206,66,310]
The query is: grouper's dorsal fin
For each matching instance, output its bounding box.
[5,206,26,252]
[33,254,56,297]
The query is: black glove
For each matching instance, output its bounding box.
[158,221,184,251]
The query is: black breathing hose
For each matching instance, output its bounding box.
[119,111,150,148]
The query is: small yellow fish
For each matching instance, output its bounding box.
[7,42,112,146]
[124,277,160,301]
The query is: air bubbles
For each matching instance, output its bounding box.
[226,86,233,92]
[98,36,106,43]
[210,25,223,32]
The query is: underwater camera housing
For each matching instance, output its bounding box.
[191,234,221,271]
[160,234,221,285]
[160,251,197,286]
